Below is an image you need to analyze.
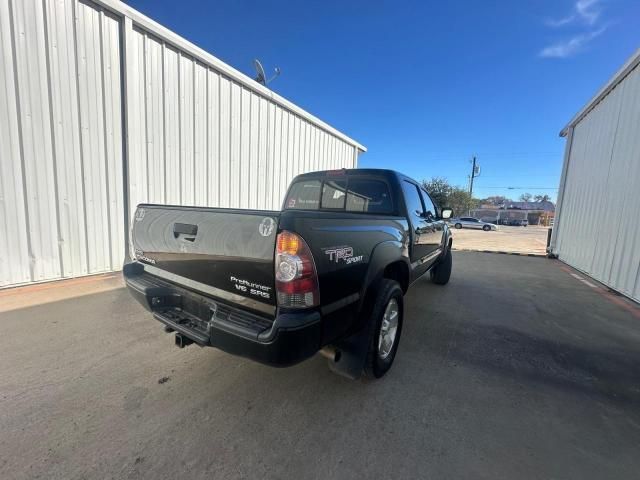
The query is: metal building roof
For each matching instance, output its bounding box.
[560,47,640,137]
[95,0,366,152]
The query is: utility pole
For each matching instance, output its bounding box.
[469,156,480,197]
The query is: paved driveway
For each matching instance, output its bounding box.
[1,253,639,479]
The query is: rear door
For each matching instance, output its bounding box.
[419,188,445,259]
[401,180,432,278]
[281,174,402,319]
[131,205,279,314]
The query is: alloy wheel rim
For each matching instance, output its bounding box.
[378,298,399,360]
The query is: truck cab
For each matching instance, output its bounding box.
[124,169,453,379]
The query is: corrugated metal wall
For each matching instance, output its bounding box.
[125,26,357,217]
[553,63,640,303]
[0,0,125,287]
[0,0,363,287]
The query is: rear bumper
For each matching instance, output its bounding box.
[124,263,321,367]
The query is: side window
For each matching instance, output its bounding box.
[401,181,424,220]
[420,189,436,220]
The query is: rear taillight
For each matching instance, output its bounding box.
[275,231,319,308]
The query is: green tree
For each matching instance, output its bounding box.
[422,177,479,217]
[447,187,479,217]
[421,177,451,209]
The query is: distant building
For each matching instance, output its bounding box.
[504,201,555,212]
[472,201,555,225]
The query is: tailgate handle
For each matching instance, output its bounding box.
[173,223,198,240]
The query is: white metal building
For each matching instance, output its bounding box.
[0,0,365,288]
[550,48,640,303]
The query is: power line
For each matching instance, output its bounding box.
[478,186,559,190]
[419,152,562,159]
[417,151,560,156]
[460,175,560,179]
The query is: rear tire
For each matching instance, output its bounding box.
[454,223,462,229]
[430,248,452,285]
[364,279,404,379]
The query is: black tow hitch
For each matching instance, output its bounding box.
[175,333,194,348]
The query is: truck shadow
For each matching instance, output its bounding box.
[421,320,640,409]
[400,278,640,411]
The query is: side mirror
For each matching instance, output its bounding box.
[441,208,453,219]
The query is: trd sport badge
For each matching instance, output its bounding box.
[325,246,363,265]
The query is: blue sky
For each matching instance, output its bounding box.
[126,0,639,201]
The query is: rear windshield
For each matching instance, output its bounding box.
[285,180,321,210]
[285,177,393,214]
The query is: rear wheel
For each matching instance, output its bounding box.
[454,223,462,229]
[430,248,452,285]
[364,279,404,379]
[483,225,490,231]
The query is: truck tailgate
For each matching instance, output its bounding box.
[131,204,279,315]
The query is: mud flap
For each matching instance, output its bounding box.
[327,320,375,380]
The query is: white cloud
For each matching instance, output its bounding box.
[539,26,606,58]
[546,15,576,28]
[546,0,602,27]
[575,0,601,25]
[540,0,606,58]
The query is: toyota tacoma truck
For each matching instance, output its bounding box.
[124,169,453,379]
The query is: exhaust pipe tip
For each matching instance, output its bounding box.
[319,346,341,363]
[334,350,342,362]
[175,333,194,348]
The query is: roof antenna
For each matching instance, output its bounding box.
[253,59,281,86]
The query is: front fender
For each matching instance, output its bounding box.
[442,224,452,253]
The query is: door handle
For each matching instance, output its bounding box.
[173,223,198,240]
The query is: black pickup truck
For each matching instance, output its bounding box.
[124,169,453,379]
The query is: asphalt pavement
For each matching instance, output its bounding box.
[1,252,639,479]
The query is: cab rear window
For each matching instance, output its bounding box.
[285,180,321,209]
[345,179,392,213]
[285,178,393,214]
[321,180,347,209]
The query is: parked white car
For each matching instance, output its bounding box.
[450,217,497,231]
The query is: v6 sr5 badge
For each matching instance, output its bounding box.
[323,245,363,265]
